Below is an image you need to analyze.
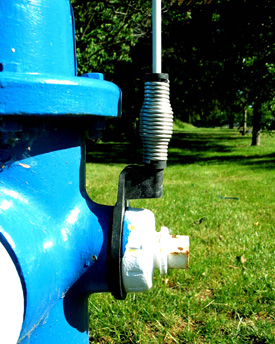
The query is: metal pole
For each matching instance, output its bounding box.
[152,0,162,73]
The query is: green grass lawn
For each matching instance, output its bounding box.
[86,128,275,344]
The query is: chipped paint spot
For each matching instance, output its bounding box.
[19,163,31,169]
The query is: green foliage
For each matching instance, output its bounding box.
[86,128,275,343]
[260,99,275,131]
[71,0,152,75]
[163,0,275,124]
[72,0,275,139]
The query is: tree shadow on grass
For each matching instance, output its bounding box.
[86,131,275,169]
[86,141,143,165]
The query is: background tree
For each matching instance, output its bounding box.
[71,0,154,140]
[163,0,275,145]
[71,0,275,145]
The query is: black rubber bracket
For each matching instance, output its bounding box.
[108,165,164,300]
[145,73,169,83]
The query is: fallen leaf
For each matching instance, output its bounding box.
[227,265,238,269]
[240,256,247,264]
[236,255,247,264]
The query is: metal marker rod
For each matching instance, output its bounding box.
[152,0,162,73]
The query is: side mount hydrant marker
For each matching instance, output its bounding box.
[0,0,189,343]
[109,0,189,300]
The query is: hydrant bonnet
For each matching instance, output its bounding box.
[0,0,122,118]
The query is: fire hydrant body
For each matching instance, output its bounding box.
[0,1,189,343]
[0,1,121,343]
[0,120,116,343]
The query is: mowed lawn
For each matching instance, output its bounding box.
[85,127,275,344]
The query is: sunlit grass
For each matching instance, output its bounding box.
[86,128,275,343]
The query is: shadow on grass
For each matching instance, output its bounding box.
[86,141,143,165]
[86,130,275,169]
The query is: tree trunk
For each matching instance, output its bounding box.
[251,106,261,146]
[252,130,261,146]
[242,108,247,136]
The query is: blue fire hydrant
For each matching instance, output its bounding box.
[0,1,189,343]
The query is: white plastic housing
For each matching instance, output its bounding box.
[0,240,25,344]
[122,208,189,293]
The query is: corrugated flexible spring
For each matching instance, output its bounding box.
[139,80,173,164]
